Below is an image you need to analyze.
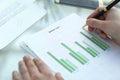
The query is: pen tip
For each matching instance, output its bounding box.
[83,24,87,27]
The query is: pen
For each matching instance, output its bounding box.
[83,0,120,27]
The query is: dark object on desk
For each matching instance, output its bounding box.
[104,1,120,8]
[55,0,99,9]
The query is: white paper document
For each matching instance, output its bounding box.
[21,14,120,80]
[0,1,46,49]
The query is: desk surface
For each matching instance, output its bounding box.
[0,0,93,80]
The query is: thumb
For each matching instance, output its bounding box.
[86,18,107,31]
[55,72,64,80]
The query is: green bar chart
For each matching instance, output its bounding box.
[47,52,77,73]
[83,41,100,55]
[75,41,99,57]
[80,32,109,51]
[61,43,89,64]
[46,29,110,73]
[65,59,78,70]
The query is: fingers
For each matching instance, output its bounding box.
[12,71,19,80]
[99,33,107,39]
[96,29,107,39]
[13,56,64,80]
[19,60,31,80]
[23,56,41,79]
[88,26,94,32]
[87,7,104,32]
[55,73,64,80]
[86,18,108,31]
[86,18,109,38]
[33,58,52,76]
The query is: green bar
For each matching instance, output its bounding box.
[61,43,86,64]
[66,59,78,70]
[47,52,60,62]
[92,37,109,50]
[86,48,97,57]
[70,53,86,64]
[83,27,109,49]
[75,41,96,57]
[61,43,77,55]
[75,41,86,50]
[91,37,106,50]
[83,41,99,55]
[61,59,75,71]
[77,52,89,62]
[59,61,73,73]
[80,32,108,51]
[47,52,72,72]
[80,32,91,40]
[87,47,98,56]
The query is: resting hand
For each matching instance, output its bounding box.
[12,55,64,80]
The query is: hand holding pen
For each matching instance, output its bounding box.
[85,0,120,45]
[84,0,120,27]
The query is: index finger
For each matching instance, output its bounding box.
[23,56,41,77]
[33,58,52,76]
[87,7,104,32]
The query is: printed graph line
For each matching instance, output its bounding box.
[75,41,98,57]
[61,43,88,64]
[80,32,109,51]
[47,52,75,72]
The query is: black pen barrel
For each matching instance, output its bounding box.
[106,0,120,10]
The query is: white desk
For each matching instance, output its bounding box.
[0,0,93,80]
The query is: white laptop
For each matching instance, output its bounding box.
[0,0,46,50]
